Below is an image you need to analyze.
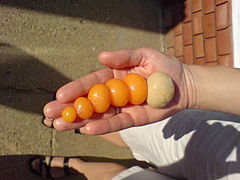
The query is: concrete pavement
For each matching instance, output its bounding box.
[0,0,164,179]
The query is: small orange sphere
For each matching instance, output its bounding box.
[123,73,147,105]
[88,84,111,113]
[105,78,129,107]
[74,97,94,119]
[62,106,77,123]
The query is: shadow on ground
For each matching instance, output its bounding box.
[0,43,71,114]
[0,0,186,34]
[0,155,149,180]
[0,1,189,179]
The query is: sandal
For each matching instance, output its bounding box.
[29,156,85,179]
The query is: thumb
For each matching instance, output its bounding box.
[98,49,146,69]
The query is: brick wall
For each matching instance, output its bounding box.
[163,0,233,66]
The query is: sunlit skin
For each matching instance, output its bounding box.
[123,73,147,105]
[44,48,187,135]
[88,84,111,113]
[73,97,94,120]
[105,78,129,107]
[62,106,77,123]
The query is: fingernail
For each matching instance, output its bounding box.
[45,116,53,121]
[74,129,81,134]
[79,127,87,134]
[42,116,54,128]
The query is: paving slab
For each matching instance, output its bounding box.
[0,91,52,155]
[0,91,52,180]
[0,0,164,179]
[52,131,132,159]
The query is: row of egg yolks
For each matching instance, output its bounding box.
[62,73,147,123]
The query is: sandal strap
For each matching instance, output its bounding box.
[38,156,43,176]
[40,156,53,179]
[48,156,54,178]
[63,157,70,175]
[31,156,79,179]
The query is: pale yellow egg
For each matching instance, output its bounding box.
[147,72,175,108]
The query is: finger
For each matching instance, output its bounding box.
[43,100,73,119]
[42,117,54,128]
[53,106,116,131]
[98,48,148,69]
[79,104,165,135]
[53,118,90,131]
[56,68,113,103]
[80,112,136,135]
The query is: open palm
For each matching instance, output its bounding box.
[43,48,189,135]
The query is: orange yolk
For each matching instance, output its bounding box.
[62,106,77,123]
[74,97,94,119]
[88,84,111,113]
[105,78,129,107]
[123,73,147,105]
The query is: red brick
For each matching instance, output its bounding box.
[216,27,232,55]
[184,45,194,64]
[177,56,184,62]
[216,2,229,30]
[183,0,192,23]
[203,13,216,38]
[192,0,202,12]
[194,58,206,65]
[166,30,174,48]
[175,35,183,57]
[218,54,233,66]
[173,14,183,35]
[203,0,215,14]
[228,0,232,25]
[166,48,175,56]
[205,37,217,62]
[206,61,218,66]
[174,23,183,35]
[192,11,203,35]
[183,22,193,45]
[193,34,204,58]
[216,0,228,5]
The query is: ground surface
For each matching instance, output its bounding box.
[0,0,164,179]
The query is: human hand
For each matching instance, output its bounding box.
[43,48,190,135]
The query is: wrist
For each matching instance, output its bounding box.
[182,64,199,109]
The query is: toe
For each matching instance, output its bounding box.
[30,158,41,175]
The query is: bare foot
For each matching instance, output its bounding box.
[30,156,127,180]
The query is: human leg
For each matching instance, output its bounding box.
[113,167,180,180]
[30,155,182,180]
[30,156,127,180]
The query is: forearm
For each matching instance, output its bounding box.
[184,64,240,115]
